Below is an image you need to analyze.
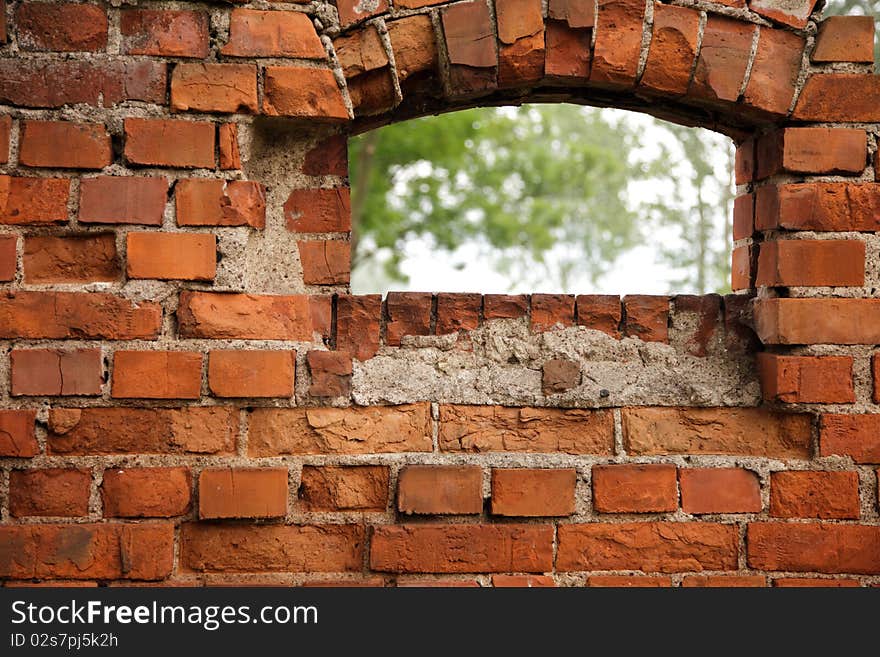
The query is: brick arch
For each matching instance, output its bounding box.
[0,0,879,586]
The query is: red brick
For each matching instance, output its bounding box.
[248,404,432,456]
[171,64,258,114]
[436,293,481,334]
[794,74,880,122]
[0,59,167,109]
[181,523,364,572]
[492,575,555,587]
[680,468,761,515]
[0,114,10,164]
[0,234,15,281]
[102,467,192,518]
[640,4,701,95]
[298,240,350,285]
[79,176,168,226]
[731,245,751,291]
[397,465,483,515]
[127,233,216,281]
[306,350,352,397]
[748,523,880,574]
[770,471,860,520]
[218,124,242,170]
[299,465,389,512]
[336,294,381,360]
[124,119,215,169]
[208,350,294,398]
[758,354,854,404]
[23,234,117,284]
[16,3,107,52]
[303,135,348,176]
[542,358,581,395]
[755,183,880,232]
[593,464,677,513]
[310,295,333,342]
[813,16,874,63]
[820,414,880,464]
[733,194,754,240]
[575,295,621,337]
[590,0,645,88]
[371,524,553,573]
[263,67,349,121]
[622,407,811,458]
[333,0,388,27]
[544,20,591,80]
[742,29,804,117]
[774,578,860,587]
[496,0,544,86]
[682,575,766,587]
[483,294,527,319]
[672,294,721,357]
[199,468,288,519]
[0,523,174,580]
[442,1,498,96]
[178,291,318,341]
[754,298,880,345]
[11,349,102,396]
[491,468,575,517]
[758,239,864,288]
[750,0,818,29]
[558,522,738,572]
[0,410,37,457]
[223,9,324,58]
[623,295,668,342]
[439,405,613,454]
[386,292,432,345]
[19,120,111,169]
[586,576,672,587]
[548,0,595,26]
[875,354,880,404]
[0,291,161,340]
[285,188,351,233]
[176,179,265,228]
[47,407,236,455]
[757,128,867,178]
[121,9,209,58]
[10,469,91,517]
[689,17,754,105]
[112,351,203,399]
[0,176,69,225]
[735,137,755,184]
[531,294,574,332]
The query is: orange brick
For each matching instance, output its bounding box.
[774,578,860,587]
[208,350,294,398]
[758,354,855,404]
[121,9,209,58]
[9,468,91,517]
[623,295,669,342]
[78,176,168,225]
[0,410,38,457]
[491,468,575,517]
[112,351,203,399]
[586,576,672,587]
[0,234,15,280]
[812,16,874,63]
[24,233,118,284]
[176,179,265,227]
[821,414,880,464]
[770,471,860,520]
[531,293,574,332]
[0,175,70,224]
[199,468,289,519]
[284,188,351,233]
[223,9,324,58]
[299,465,389,512]
[748,523,880,574]
[755,298,880,345]
[102,467,192,518]
[178,291,317,341]
[682,575,766,587]
[126,232,216,281]
[756,240,865,287]
[19,120,111,169]
[492,575,555,587]
[11,348,103,396]
[124,118,215,168]
[263,66,348,120]
[306,350,352,397]
[171,63,258,113]
[592,464,677,513]
[397,465,483,515]
[298,240,350,285]
[680,468,761,514]
[757,128,867,178]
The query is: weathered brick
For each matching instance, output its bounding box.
[199,468,289,519]
[176,179,266,228]
[742,29,804,116]
[813,16,874,63]
[735,138,755,184]
[181,523,365,572]
[542,359,581,395]
[681,575,766,587]
[178,292,318,341]
[531,294,574,332]
[770,471,860,519]
[441,1,498,96]
[387,292,432,345]
[640,4,701,95]
[436,293,481,334]
[223,9,324,58]
[0,524,174,580]
[337,295,382,360]
[23,234,118,284]
[371,524,553,573]
[249,404,432,456]
[171,64,258,114]
[306,350,352,398]
[758,354,855,404]
[755,298,880,345]
[10,468,91,517]
[298,240,350,285]
[590,0,645,88]
[757,128,867,178]
[79,176,168,226]
[491,468,576,517]
[586,576,672,587]
[397,465,483,515]
[299,465,389,512]
[303,135,348,176]
[208,350,295,398]
[492,575,555,587]
[576,295,621,337]
[112,351,203,399]
[388,15,439,91]
[794,74,880,122]
[0,410,38,457]
[11,349,103,396]
[774,577,860,587]
[593,464,677,513]
[263,67,349,121]
[820,414,880,464]
[0,176,69,225]
[689,17,754,105]
[732,194,754,240]
[0,234,16,281]
[47,407,236,455]
[750,0,818,29]
[121,9,209,58]
[680,468,762,514]
[558,523,738,572]
[0,115,10,164]
[0,292,161,340]
[439,405,613,454]
[218,124,242,170]
[16,3,107,52]
[623,295,669,342]
[483,294,528,319]
[748,523,880,574]
[102,467,192,518]
[124,119,215,169]
[731,245,752,291]
[333,0,388,27]
[284,188,351,233]
[672,294,722,357]
[755,183,880,232]
[622,407,812,458]
[127,233,216,281]
[545,19,591,80]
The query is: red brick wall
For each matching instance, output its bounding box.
[0,0,878,587]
